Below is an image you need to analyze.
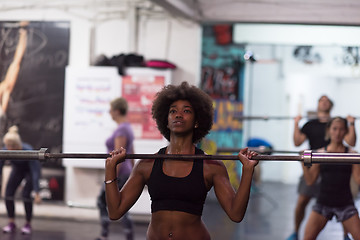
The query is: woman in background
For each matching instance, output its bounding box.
[2,125,41,235]
[302,117,360,240]
[95,97,134,240]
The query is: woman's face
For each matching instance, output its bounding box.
[109,107,118,120]
[328,119,347,144]
[167,99,196,134]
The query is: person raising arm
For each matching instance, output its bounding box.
[105,81,258,240]
[302,117,360,240]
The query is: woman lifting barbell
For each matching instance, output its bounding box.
[104,81,259,240]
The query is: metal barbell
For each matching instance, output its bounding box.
[217,147,301,154]
[1,148,360,167]
[233,115,360,121]
[233,115,298,121]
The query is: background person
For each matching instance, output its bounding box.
[95,97,135,240]
[287,95,356,240]
[105,81,258,240]
[1,125,41,235]
[302,117,360,240]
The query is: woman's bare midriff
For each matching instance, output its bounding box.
[147,211,211,240]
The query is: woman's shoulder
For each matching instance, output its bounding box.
[134,159,155,172]
[204,159,225,166]
[115,122,132,133]
[132,159,155,181]
[204,159,227,174]
[198,147,226,170]
[136,158,155,165]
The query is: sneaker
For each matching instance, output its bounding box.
[3,222,16,233]
[21,223,31,235]
[286,232,298,240]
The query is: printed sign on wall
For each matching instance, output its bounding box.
[122,75,165,140]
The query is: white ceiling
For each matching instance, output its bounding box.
[150,0,360,26]
[0,0,165,22]
[2,0,359,26]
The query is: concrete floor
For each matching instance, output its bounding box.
[0,182,358,240]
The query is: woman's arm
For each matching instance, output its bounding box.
[302,163,320,185]
[105,148,146,220]
[114,136,128,152]
[29,160,41,193]
[212,148,258,222]
[344,115,356,147]
[293,115,307,146]
[352,165,360,185]
[29,160,42,204]
[0,25,28,113]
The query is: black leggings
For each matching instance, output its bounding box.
[5,164,33,222]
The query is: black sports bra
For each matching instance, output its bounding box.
[147,147,208,216]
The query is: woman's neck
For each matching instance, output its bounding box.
[327,142,345,152]
[114,115,126,124]
[167,136,195,154]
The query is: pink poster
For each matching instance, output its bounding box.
[122,75,165,139]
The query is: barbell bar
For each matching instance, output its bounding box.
[233,115,297,121]
[217,147,301,154]
[1,148,360,166]
[233,115,360,121]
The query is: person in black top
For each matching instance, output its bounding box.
[287,95,356,240]
[302,117,360,240]
[104,81,258,240]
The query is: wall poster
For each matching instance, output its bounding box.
[122,75,165,140]
[0,21,70,200]
[0,21,70,158]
